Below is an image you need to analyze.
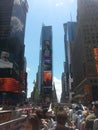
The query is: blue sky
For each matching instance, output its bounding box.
[25,0,77,100]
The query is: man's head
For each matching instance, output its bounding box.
[56,111,68,126]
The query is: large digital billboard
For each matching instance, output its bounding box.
[0,78,20,93]
[44,40,51,50]
[43,40,51,58]
[43,71,52,86]
[0,51,13,68]
[0,50,20,78]
[43,48,51,58]
[43,58,52,71]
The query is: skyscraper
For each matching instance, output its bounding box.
[38,25,53,105]
[0,0,28,105]
[61,22,77,102]
[72,0,98,103]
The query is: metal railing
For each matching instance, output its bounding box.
[0,115,27,130]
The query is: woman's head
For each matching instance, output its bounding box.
[20,113,40,130]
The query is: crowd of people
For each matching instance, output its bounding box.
[19,101,98,130]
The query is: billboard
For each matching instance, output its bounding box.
[43,40,51,58]
[0,78,20,93]
[0,50,20,78]
[43,71,52,86]
[43,48,51,58]
[94,48,98,74]
[43,58,52,71]
[44,40,51,50]
[0,51,13,68]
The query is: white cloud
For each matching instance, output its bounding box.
[56,2,63,7]
[69,0,75,3]
[53,77,62,102]
[26,67,31,72]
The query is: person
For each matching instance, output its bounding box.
[39,107,54,130]
[85,102,96,130]
[79,110,89,130]
[20,113,40,130]
[49,110,75,130]
[92,101,98,130]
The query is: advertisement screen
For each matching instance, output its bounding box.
[43,48,51,58]
[43,71,52,86]
[0,51,13,68]
[43,40,51,58]
[43,58,52,71]
[0,78,20,93]
[44,58,51,65]
[44,40,50,50]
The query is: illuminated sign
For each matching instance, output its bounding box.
[0,51,13,68]
[43,71,52,86]
[0,78,20,93]
[44,58,51,65]
[43,58,52,71]
[43,40,51,58]
[44,40,50,49]
[43,49,51,58]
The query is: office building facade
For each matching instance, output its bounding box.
[72,0,98,103]
[0,0,28,105]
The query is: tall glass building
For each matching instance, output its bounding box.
[0,0,28,105]
[61,22,77,102]
[38,25,53,104]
